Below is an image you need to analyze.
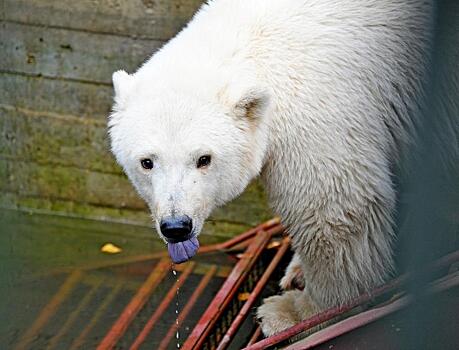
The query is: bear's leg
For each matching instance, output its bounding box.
[259,176,395,335]
[279,252,305,290]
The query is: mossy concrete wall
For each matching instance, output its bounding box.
[0,0,272,240]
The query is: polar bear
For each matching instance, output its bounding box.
[108,0,433,336]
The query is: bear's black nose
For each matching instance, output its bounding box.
[160,215,193,243]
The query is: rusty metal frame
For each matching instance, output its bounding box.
[69,280,124,350]
[198,217,281,254]
[14,270,84,350]
[282,270,459,350]
[246,326,263,347]
[47,277,105,350]
[158,265,218,350]
[182,223,285,349]
[13,218,458,350]
[243,248,459,350]
[216,237,290,350]
[13,219,285,350]
[129,262,196,350]
[97,258,170,349]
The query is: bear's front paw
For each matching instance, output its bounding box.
[257,290,316,337]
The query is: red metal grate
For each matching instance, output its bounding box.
[14,218,459,350]
[13,218,289,350]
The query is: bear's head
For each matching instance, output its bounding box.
[108,69,271,261]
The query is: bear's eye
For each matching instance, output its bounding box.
[140,158,154,170]
[197,155,211,168]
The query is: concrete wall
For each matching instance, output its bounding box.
[0,0,272,239]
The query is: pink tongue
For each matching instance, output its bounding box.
[167,237,199,264]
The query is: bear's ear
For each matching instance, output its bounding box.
[230,87,270,123]
[112,70,134,106]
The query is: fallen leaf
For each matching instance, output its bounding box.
[101,243,122,254]
[238,292,250,301]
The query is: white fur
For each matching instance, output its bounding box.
[109,0,434,335]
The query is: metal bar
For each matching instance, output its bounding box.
[158,265,218,350]
[243,248,459,350]
[97,258,170,350]
[284,271,459,350]
[47,278,103,350]
[432,249,459,271]
[14,270,83,350]
[286,296,411,350]
[217,238,290,350]
[246,326,263,347]
[182,227,278,350]
[199,218,281,254]
[244,276,406,350]
[129,262,196,350]
[50,251,169,276]
[47,219,282,280]
[230,239,253,252]
[69,281,124,350]
[429,270,459,293]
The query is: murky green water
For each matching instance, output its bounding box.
[0,209,231,349]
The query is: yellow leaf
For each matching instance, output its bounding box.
[238,292,250,301]
[100,243,122,254]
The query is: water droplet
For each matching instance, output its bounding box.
[172,266,181,349]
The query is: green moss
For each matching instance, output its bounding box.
[0,106,121,174]
[1,158,272,237]
[0,191,269,243]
